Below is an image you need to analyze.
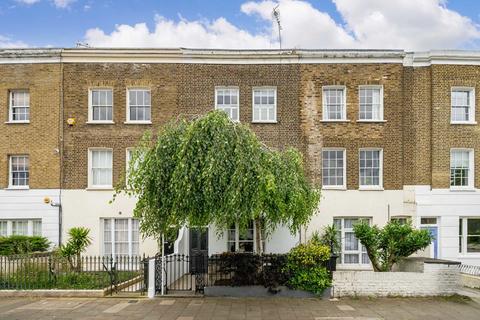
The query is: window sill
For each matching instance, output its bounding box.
[356,120,387,123]
[451,121,477,125]
[86,121,115,125]
[449,187,476,192]
[251,120,277,124]
[86,187,114,191]
[458,254,480,258]
[124,121,152,125]
[358,186,384,191]
[322,186,347,191]
[5,121,30,124]
[5,186,29,190]
[320,120,351,123]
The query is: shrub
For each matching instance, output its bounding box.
[214,252,262,286]
[353,220,433,272]
[59,227,92,271]
[0,235,50,255]
[285,242,331,295]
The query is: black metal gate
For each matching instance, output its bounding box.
[154,253,207,294]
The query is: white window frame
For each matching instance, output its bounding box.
[334,217,371,267]
[125,88,151,124]
[227,222,264,253]
[450,148,474,191]
[8,90,30,123]
[215,86,240,122]
[102,218,139,257]
[0,219,42,237]
[459,217,480,255]
[88,88,114,124]
[451,87,476,124]
[358,148,383,190]
[321,148,346,190]
[8,155,29,189]
[252,87,277,123]
[358,85,384,122]
[322,86,347,121]
[88,148,113,189]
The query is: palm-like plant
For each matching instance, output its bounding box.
[60,227,92,271]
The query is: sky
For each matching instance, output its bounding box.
[1,0,480,50]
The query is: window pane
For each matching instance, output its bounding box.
[451,90,472,122]
[359,88,381,120]
[467,219,480,235]
[467,236,480,253]
[0,221,7,237]
[10,91,30,121]
[12,221,28,236]
[322,150,345,187]
[421,217,437,225]
[323,88,345,120]
[450,150,470,187]
[128,89,151,121]
[33,220,42,236]
[91,150,112,186]
[91,89,113,121]
[253,88,276,122]
[10,155,29,187]
[359,150,381,187]
[216,88,239,121]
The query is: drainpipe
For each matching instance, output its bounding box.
[57,51,65,247]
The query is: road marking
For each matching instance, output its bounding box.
[337,304,355,311]
[103,302,130,313]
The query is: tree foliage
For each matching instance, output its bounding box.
[353,220,433,272]
[60,227,92,271]
[117,111,320,251]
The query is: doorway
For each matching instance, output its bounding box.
[420,217,439,259]
[189,228,208,274]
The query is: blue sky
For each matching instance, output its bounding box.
[1,0,480,50]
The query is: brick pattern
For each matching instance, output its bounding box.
[62,63,303,189]
[299,64,404,190]
[430,65,480,189]
[0,64,61,189]
[333,263,460,297]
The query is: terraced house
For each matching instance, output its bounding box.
[1,48,480,267]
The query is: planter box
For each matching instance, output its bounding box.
[333,259,461,297]
[204,285,331,298]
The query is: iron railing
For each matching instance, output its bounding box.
[0,254,147,294]
[460,264,480,277]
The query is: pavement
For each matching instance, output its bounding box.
[0,295,479,320]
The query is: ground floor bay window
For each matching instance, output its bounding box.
[334,217,370,266]
[459,217,480,253]
[102,218,139,257]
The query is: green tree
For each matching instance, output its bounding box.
[353,220,433,272]
[117,111,320,253]
[60,227,92,271]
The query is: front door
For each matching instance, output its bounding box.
[189,228,208,273]
[420,217,439,259]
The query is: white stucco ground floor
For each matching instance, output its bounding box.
[0,189,60,247]
[58,187,480,266]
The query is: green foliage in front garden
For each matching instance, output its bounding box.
[285,242,331,295]
[116,111,320,253]
[353,220,433,272]
[59,227,92,271]
[0,235,50,256]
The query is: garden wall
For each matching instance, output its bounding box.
[333,259,460,297]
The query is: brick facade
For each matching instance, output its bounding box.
[0,63,61,189]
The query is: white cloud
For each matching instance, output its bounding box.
[0,35,28,48]
[85,14,274,49]
[53,0,75,8]
[83,0,480,50]
[15,0,41,4]
[333,0,480,50]
[15,0,76,8]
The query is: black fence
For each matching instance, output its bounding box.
[0,254,147,295]
[155,252,337,294]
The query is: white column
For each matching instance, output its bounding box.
[147,258,155,298]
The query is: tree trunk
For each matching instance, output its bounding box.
[255,218,264,254]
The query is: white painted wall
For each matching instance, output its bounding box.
[412,186,480,265]
[0,189,60,247]
[61,190,158,256]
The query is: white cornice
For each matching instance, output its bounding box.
[2,48,480,66]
